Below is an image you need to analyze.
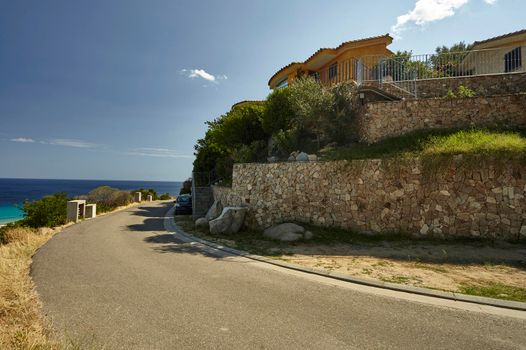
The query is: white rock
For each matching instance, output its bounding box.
[209,207,247,235]
[420,224,430,235]
[308,154,318,161]
[205,200,223,221]
[296,152,309,162]
[264,223,305,242]
[195,217,209,228]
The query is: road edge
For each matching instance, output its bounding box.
[163,206,526,312]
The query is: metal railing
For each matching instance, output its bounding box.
[315,46,524,96]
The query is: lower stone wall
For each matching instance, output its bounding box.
[357,93,526,143]
[216,158,526,241]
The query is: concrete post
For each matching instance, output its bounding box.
[147,194,153,202]
[134,192,142,202]
[85,204,97,219]
[67,200,86,223]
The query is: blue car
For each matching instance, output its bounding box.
[174,194,192,215]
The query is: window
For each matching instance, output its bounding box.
[276,78,288,89]
[329,63,338,80]
[309,71,320,82]
[504,47,522,73]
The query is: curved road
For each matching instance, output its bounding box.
[32,202,526,349]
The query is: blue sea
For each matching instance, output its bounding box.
[0,178,182,225]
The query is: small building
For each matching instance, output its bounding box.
[134,192,142,202]
[85,204,97,219]
[67,200,86,223]
[268,34,393,89]
[465,29,525,75]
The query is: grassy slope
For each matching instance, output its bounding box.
[325,129,526,161]
[0,227,60,349]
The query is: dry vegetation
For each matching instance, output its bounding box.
[0,226,60,349]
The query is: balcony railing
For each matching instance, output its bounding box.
[317,46,524,87]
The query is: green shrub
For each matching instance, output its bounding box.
[159,193,172,200]
[262,88,295,135]
[132,188,158,201]
[445,85,475,99]
[457,85,475,98]
[445,89,456,99]
[21,193,69,228]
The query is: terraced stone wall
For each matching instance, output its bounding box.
[213,157,526,241]
[356,93,526,143]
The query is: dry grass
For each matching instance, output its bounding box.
[0,227,61,349]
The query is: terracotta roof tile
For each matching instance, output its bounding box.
[268,34,392,87]
[473,29,526,46]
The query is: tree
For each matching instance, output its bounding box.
[431,41,473,77]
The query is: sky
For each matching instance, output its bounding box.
[0,0,524,181]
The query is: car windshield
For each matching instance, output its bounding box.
[177,196,190,203]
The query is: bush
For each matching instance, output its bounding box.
[159,193,172,200]
[132,188,158,201]
[87,186,132,212]
[22,192,69,228]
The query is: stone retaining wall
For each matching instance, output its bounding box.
[356,93,526,143]
[364,72,526,99]
[214,158,526,241]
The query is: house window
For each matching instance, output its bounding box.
[276,77,288,89]
[504,47,522,73]
[329,63,338,80]
[309,71,320,82]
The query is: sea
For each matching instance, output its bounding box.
[0,178,182,225]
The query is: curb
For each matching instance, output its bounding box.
[164,207,526,312]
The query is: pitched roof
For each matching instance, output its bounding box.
[231,100,265,109]
[268,34,392,87]
[473,29,526,46]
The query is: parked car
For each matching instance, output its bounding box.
[174,194,192,215]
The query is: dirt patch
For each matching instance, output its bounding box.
[175,215,526,302]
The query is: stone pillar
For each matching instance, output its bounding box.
[85,204,97,219]
[147,195,153,202]
[67,200,86,223]
[134,192,142,202]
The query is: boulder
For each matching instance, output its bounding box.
[205,200,223,221]
[209,207,247,235]
[303,230,313,240]
[308,154,318,161]
[267,156,278,163]
[195,217,209,228]
[296,152,309,162]
[263,223,306,242]
[287,155,296,162]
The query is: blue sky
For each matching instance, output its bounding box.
[0,0,523,181]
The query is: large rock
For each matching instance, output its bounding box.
[195,217,209,228]
[263,223,311,242]
[296,152,309,162]
[205,200,223,221]
[209,207,247,235]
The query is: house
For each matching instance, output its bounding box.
[268,34,393,89]
[465,29,525,75]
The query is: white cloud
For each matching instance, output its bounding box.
[483,0,497,4]
[126,147,192,159]
[46,139,101,148]
[10,137,36,143]
[391,0,469,37]
[180,69,227,84]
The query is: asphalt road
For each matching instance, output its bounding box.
[31,202,526,349]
